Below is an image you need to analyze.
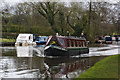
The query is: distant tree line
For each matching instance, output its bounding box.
[1,2,120,42]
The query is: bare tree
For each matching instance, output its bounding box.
[30,2,59,33]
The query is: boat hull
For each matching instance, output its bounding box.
[36,42,46,45]
[44,46,89,56]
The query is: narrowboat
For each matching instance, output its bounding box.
[35,36,48,45]
[104,36,112,44]
[44,36,89,56]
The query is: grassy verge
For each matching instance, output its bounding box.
[76,54,119,79]
[0,38,16,42]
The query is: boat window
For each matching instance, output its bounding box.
[29,35,33,40]
[47,36,60,46]
[105,37,112,41]
[84,41,87,47]
[41,37,44,41]
[69,40,71,47]
[36,37,40,41]
[33,35,36,41]
[81,41,83,47]
[29,36,30,40]
[83,41,85,47]
[77,41,79,47]
[73,40,76,47]
[79,41,82,47]
[20,36,26,39]
[58,38,65,46]
[44,38,46,41]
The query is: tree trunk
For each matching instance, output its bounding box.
[88,2,92,42]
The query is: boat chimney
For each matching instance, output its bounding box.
[67,31,70,36]
[56,33,59,36]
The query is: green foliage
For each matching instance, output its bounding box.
[2,24,27,33]
[0,38,16,42]
[32,25,55,36]
[73,14,88,36]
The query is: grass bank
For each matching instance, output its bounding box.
[76,54,119,79]
[0,38,16,42]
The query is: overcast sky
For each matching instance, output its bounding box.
[1,0,120,3]
[1,0,119,9]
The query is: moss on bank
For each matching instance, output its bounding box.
[76,54,119,79]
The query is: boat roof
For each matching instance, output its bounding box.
[17,34,33,40]
[56,36,86,40]
[38,36,48,37]
[105,36,111,37]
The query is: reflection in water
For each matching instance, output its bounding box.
[44,56,106,78]
[0,57,44,78]
[0,55,106,78]
[16,46,44,57]
[44,57,89,78]
[0,47,16,56]
[16,46,33,57]
[0,46,110,78]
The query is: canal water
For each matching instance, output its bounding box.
[0,44,119,79]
